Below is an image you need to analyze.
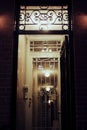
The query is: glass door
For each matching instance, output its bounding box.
[32,57,60,130]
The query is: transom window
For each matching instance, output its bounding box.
[30,41,62,52]
[19,6,69,31]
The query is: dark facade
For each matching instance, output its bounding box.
[0,0,87,130]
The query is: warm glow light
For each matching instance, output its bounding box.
[41,85,53,90]
[45,87,50,92]
[75,14,87,30]
[48,100,51,104]
[42,49,45,52]
[44,71,50,77]
[0,14,11,34]
[48,99,53,104]
[49,49,52,52]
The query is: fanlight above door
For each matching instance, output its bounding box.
[19,6,69,31]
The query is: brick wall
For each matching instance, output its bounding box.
[73,1,87,130]
[0,0,15,129]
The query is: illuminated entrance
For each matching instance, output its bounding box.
[15,4,73,130]
[16,35,67,130]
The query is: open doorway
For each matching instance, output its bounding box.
[16,34,69,130]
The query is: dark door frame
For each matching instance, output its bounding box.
[12,1,75,130]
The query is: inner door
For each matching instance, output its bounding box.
[32,57,60,130]
[16,35,67,130]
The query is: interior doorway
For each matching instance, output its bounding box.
[16,34,69,130]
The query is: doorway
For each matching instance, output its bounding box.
[16,34,69,130]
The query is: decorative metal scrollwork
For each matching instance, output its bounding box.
[19,6,69,31]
